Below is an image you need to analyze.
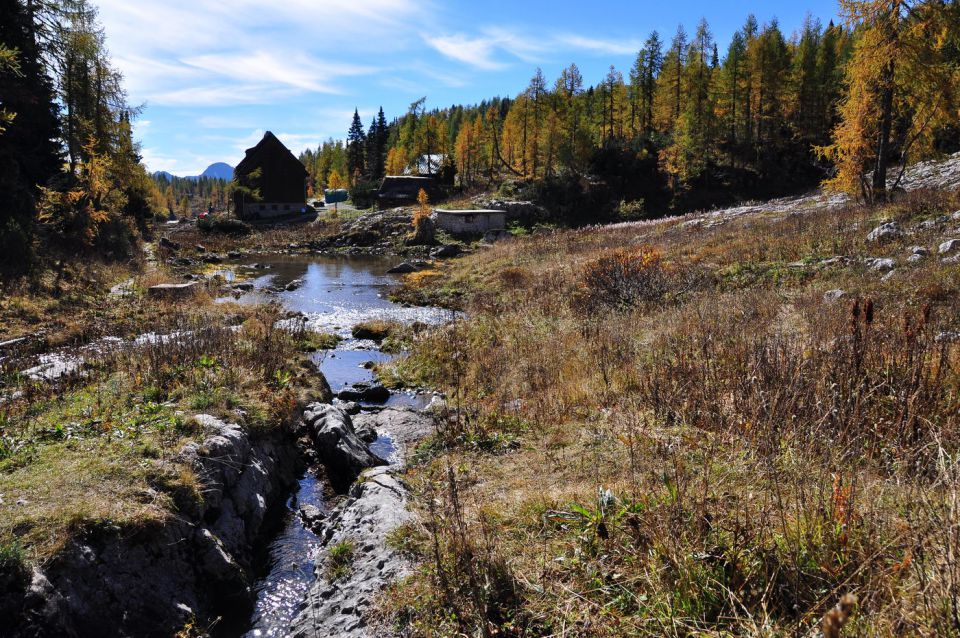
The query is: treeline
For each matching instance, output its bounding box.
[150,174,231,218]
[0,0,162,275]
[317,1,959,220]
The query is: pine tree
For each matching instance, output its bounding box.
[346,108,366,181]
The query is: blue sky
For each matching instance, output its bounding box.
[95,0,842,175]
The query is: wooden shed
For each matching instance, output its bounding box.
[376,176,441,209]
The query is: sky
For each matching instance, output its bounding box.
[94,0,842,176]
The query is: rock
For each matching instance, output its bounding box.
[202,254,224,264]
[430,244,462,259]
[337,388,364,401]
[881,269,897,282]
[936,331,960,343]
[172,257,193,267]
[289,467,413,638]
[285,278,304,291]
[406,215,436,246]
[361,385,390,404]
[232,282,254,292]
[302,404,386,481]
[332,399,361,415]
[908,253,925,264]
[942,254,960,265]
[354,422,378,443]
[866,221,903,243]
[195,244,206,253]
[159,237,180,251]
[823,289,846,302]
[299,504,326,531]
[866,257,896,272]
[147,282,199,300]
[953,210,960,220]
[387,262,418,274]
[227,251,242,259]
[938,239,960,255]
[483,229,509,243]
[910,246,930,255]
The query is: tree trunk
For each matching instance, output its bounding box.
[872,60,896,200]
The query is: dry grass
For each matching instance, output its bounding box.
[383,188,960,636]
[0,288,315,565]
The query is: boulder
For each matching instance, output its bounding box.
[285,278,304,291]
[431,244,462,259]
[823,289,846,302]
[202,254,224,264]
[360,385,391,403]
[159,237,181,251]
[938,239,960,255]
[866,257,896,272]
[866,221,903,243]
[387,262,418,274]
[302,404,386,480]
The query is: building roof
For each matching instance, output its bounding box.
[235,131,308,181]
[377,175,439,200]
[434,209,504,216]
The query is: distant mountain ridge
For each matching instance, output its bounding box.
[152,162,234,181]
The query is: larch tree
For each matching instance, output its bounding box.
[821,0,959,201]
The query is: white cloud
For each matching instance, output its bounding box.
[424,33,507,70]
[94,0,426,108]
[555,34,642,56]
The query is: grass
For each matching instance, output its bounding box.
[381,187,960,636]
[326,540,355,581]
[0,249,320,565]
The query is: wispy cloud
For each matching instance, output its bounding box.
[424,33,508,70]
[556,34,642,56]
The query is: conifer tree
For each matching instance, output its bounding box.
[0,0,62,272]
[346,108,366,181]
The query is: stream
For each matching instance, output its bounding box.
[218,254,446,638]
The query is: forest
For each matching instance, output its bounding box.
[0,0,173,275]
[301,3,959,223]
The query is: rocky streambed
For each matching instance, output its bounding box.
[5,254,444,638]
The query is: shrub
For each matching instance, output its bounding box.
[616,198,647,221]
[578,246,668,309]
[199,216,250,236]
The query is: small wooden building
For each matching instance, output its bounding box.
[433,209,506,235]
[376,175,441,209]
[233,131,309,220]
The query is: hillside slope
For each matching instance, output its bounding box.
[382,156,960,636]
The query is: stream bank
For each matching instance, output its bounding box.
[3,253,443,638]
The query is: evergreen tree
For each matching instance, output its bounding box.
[0,0,62,272]
[346,108,366,181]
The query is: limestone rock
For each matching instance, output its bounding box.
[302,404,386,480]
[866,221,903,243]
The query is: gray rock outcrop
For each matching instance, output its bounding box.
[302,404,387,480]
[5,415,302,638]
[289,467,414,638]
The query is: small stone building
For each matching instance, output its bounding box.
[233,131,309,220]
[376,176,441,209]
[433,209,506,235]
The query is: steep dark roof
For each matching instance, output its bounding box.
[235,131,308,181]
[233,132,308,209]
